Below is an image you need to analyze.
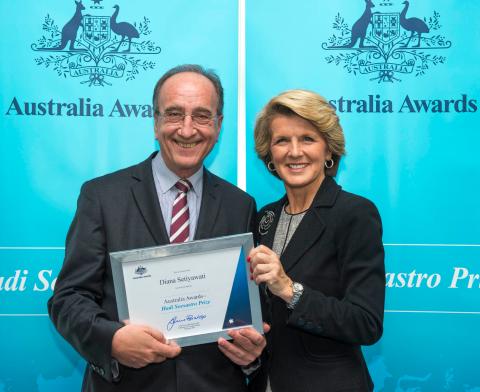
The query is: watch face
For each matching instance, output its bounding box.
[293,282,303,292]
[287,282,304,309]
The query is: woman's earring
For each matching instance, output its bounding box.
[267,161,276,172]
[324,159,334,169]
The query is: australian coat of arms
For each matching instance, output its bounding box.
[31,0,161,86]
[322,0,451,82]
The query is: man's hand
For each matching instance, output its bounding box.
[217,323,270,366]
[112,323,181,368]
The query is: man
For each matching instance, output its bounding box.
[48,64,266,392]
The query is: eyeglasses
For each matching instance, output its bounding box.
[156,111,217,126]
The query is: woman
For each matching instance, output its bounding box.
[249,90,385,392]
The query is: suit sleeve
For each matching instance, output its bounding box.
[48,181,123,382]
[287,199,385,345]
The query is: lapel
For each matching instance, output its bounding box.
[130,152,169,245]
[194,168,222,240]
[259,196,287,250]
[280,176,341,273]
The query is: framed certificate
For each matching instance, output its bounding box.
[110,233,263,347]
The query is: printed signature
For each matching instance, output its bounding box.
[167,314,207,331]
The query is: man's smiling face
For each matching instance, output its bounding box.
[154,72,223,178]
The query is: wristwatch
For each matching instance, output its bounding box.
[287,281,304,309]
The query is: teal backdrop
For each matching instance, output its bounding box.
[247,1,480,391]
[0,0,238,390]
[1,0,479,391]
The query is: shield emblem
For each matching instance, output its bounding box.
[83,16,110,47]
[371,13,400,44]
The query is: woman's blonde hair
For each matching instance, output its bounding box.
[254,89,346,176]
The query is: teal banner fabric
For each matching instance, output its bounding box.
[246,1,480,391]
[0,0,238,390]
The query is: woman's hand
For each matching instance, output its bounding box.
[248,245,293,303]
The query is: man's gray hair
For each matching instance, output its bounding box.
[152,64,224,115]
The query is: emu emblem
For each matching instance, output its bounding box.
[322,0,451,83]
[31,1,161,86]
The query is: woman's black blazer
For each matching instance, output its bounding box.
[254,176,385,392]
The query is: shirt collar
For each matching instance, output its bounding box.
[152,151,203,195]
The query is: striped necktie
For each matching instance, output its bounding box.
[169,179,192,243]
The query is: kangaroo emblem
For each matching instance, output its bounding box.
[322,1,451,83]
[54,0,85,50]
[343,0,375,48]
[31,2,162,86]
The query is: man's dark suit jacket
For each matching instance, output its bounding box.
[48,153,257,392]
[254,176,385,392]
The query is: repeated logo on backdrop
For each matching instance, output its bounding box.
[31,0,161,86]
[322,0,451,82]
